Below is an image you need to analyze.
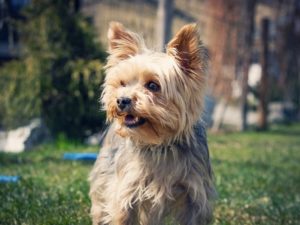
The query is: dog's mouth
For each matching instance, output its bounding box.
[124,114,146,128]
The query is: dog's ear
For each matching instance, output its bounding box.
[167,24,207,75]
[107,22,144,67]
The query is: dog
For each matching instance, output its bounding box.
[89,22,215,225]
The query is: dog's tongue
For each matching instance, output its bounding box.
[125,115,136,124]
[124,115,146,127]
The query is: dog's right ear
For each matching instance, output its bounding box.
[106,22,144,67]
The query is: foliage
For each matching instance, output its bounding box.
[0,59,41,129]
[0,124,300,224]
[0,0,107,138]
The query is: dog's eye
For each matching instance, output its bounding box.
[120,81,126,87]
[146,81,160,92]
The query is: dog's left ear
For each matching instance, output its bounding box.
[106,22,144,67]
[167,24,207,75]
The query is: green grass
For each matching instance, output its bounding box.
[1,124,300,225]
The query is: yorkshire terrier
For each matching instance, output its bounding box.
[89,22,215,225]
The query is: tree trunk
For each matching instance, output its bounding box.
[240,0,256,131]
[156,0,174,52]
[258,18,270,130]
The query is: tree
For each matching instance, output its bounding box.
[239,0,257,131]
[258,18,270,130]
[0,0,106,139]
[156,0,174,51]
[277,0,300,116]
[205,0,241,131]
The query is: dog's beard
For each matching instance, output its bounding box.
[106,102,179,145]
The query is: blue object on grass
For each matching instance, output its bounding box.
[63,153,98,161]
[0,175,20,183]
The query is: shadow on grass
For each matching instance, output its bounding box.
[0,153,33,165]
[264,123,300,137]
[0,153,95,166]
[267,129,300,137]
[43,156,95,165]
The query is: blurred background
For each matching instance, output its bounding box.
[0,1,300,224]
[0,0,299,149]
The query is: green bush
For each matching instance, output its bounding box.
[0,0,107,138]
[40,59,106,138]
[0,59,41,129]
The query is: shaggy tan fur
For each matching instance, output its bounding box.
[89,22,215,225]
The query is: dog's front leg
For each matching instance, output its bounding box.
[175,195,212,225]
[112,207,135,225]
[90,196,109,225]
[91,202,134,225]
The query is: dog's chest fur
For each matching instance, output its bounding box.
[90,123,213,221]
[114,141,191,204]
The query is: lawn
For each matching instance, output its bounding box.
[0,124,299,225]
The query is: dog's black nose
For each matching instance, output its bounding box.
[117,97,132,110]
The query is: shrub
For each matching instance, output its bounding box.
[0,0,107,138]
[0,59,40,129]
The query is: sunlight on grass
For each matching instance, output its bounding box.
[1,124,300,224]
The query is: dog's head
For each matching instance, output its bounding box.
[101,22,208,145]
